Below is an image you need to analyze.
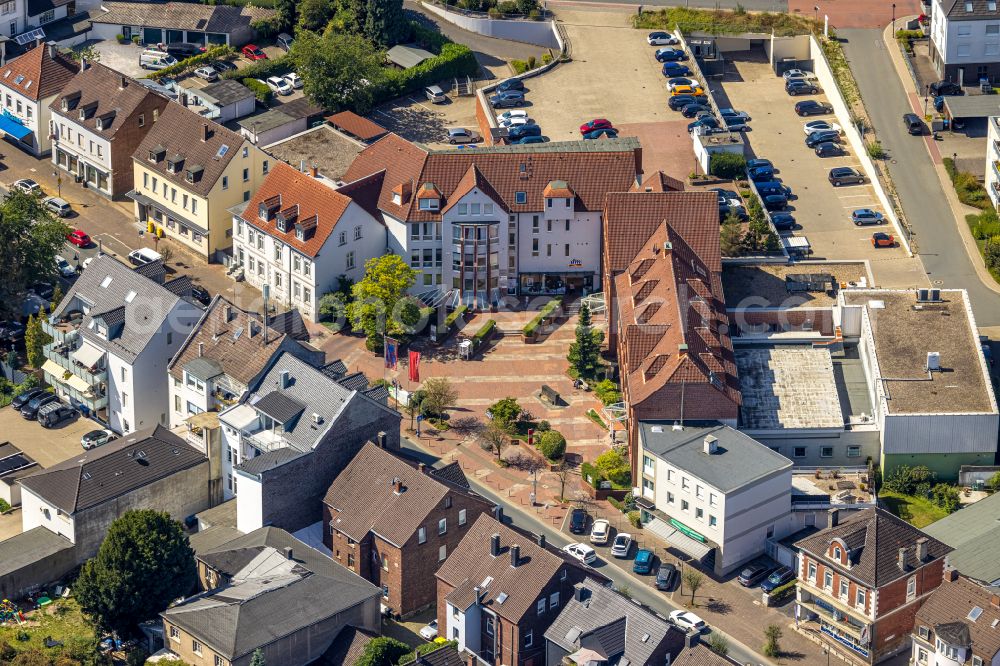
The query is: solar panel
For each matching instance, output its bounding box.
[15,28,45,46]
[0,453,32,476]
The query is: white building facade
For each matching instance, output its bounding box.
[930,0,1000,85]
[987,115,1000,207]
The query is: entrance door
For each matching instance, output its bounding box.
[122,26,130,40]
[143,27,161,45]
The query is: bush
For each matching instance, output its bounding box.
[931,484,961,513]
[945,157,991,210]
[487,397,522,426]
[242,78,273,104]
[472,319,496,348]
[0,498,9,513]
[536,419,551,432]
[883,465,936,495]
[511,59,534,74]
[709,152,747,179]
[355,636,409,666]
[607,496,624,511]
[223,53,291,81]
[595,448,631,486]
[633,6,818,36]
[767,579,797,602]
[987,471,1000,491]
[627,510,642,528]
[523,297,562,336]
[375,42,478,106]
[149,44,234,80]
[438,304,468,338]
[866,141,886,159]
[538,430,566,460]
[593,379,621,406]
[580,462,603,489]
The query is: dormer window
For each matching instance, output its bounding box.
[418,198,439,211]
[167,155,184,174]
[392,192,401,205]
[967,1,974,10]
[148,145,165,163]
[61,99,68,111]
[185,166,203,184]
[258,195,281,222]
[276,215,287,232]
[833,546,842,561]
[295,227,304,241]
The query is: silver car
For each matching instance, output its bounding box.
[447,128,480,144]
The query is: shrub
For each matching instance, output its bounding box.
[487,397,522,426]
[223,53,291,81]
[242,78,273,104]
[768,579,797,602]
[867,141,886,159]
[883,465,936,495]
[0,498,9,513]
[150,44,234,80]
[709,152,747,179]
[471,319,496,348]
[607,496,623,511]
[580,462,603,489]
[536,419,551,432]
[375,42,478,105]
[627,510,642,528]
[594,379,622,406]
[523,297,563,336]
[595,448,630,486]
[538,430,566,460]
[931,484,961,513]
[945,157,991,210]
[438,304,468,338]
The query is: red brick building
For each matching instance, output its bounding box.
[322,443,494,618]
[795,508,952,663]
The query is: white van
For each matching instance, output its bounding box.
[139,50,177,70]
[128,247,163,266]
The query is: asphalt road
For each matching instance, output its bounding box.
[398,436,771,666]
[840,28,1000,326]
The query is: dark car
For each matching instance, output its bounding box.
[805,130,841,148]
[748,165,774,182]
[760,567,796,593]
[763,194,788,211]
[814,141,844,157]
[829,167,866,186]
[515,135,547,144]
[661,63,692,77]
[11,387,46,410]
[191,285,210,306]
[738,563,774,587]
[668,94,699,111]
[795,100,833,116]
[786,79,819,95]
[20,392,56,419]
[724,116,749,131]
[583,128,618,140]
[756,181,792,197]
[211,59,238,73]
[497,78,524,93]
[38,402,76,428]
[681,104,712,118]
[0,320,25,342]
[29,282,54,300]
[655,563,678,591]
[746,158,773,171]
[688,117,719,132]
[633,549,655,574]
[655,48,688,62]
[720,202,748,221]
[903,112,924,135]
[166,42,205,58]
[933,95,945,112]
[771,212,796,230]
[569,508,588,534]
[490,91,525,108]
[929,80,962,96]
[508,123,542,140]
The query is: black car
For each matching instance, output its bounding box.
[929,80,962,96]
[38,403,76,428]
[748,166,774,182]
[497,78,524,93]
[746,158,773,172]
[569,508,588,534]
[795,100,833,116]
[829,167,866,186]
[738,563,774,587]
[756,181,792,198]
[11,387,46,410]
[20,392,57,419]
[761,567,796,593]
[211,59,238,73]
[668,94,698,111]
[771,212,796,230]
[656,563,678,591]
[763,194,788,211]
[29,282,54,300]
[688,117,719,132]
[191,285,211,306]
[681,104,712,118]
[815,141,844,157]
[720,202,748,221]
[166,42,204,58]
[903,112,924,135]
[0,320,25,342]
[786,79,819,96]
[805,130,841,148]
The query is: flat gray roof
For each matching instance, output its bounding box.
[944,95,1000,119]
[923,492,1000,585]
[639,422,792,493]
[722,262,871,308]
[387,44,435,69]
[736,347,845,429]
[424,136,641,155]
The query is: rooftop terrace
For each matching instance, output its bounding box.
[722,261,871,308]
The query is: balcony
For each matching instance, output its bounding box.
[42,314,83,345]
[43,343,108,388]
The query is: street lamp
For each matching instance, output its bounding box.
[814,5,819,22]
[52,170,61,198]
[892,3,897,32]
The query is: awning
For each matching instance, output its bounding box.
[644,517,713,561]
[0,114,32,141]
[42,359,92,394]
[71,343,105,370]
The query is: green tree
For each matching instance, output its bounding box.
[594,447,630,486]
[421,377,457,418]
[538,430,566,460]
[250,649,266,666]
[708,152,746,179]
[567,302,601,379]
[593,379,621,406]
[346,254,418,351]
[682,569,703,605]
[354,637,409,666]
[274,0,296,30]
[290,31,385,114]
[297,0,336,32]
[51,283,63,312]
[931,484,961,513]
[763,624,782,657]
[987,471,1000,492]
[478,420,509,462]
[24,313,52,368]
[74,510,196,636]
[720,214,744,256]
[363,0,410,48]
[0,190,69,319]
[487,397,522,430]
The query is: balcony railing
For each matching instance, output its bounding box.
[797,583,869,633]
[42,318,81,345]
[43,345,108,388]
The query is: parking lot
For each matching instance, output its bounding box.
[370,91,479,148]
[0,403,100,468]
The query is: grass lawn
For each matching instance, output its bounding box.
[964,214,1000,285]
[879,491,949,528]
[0,597,106,664]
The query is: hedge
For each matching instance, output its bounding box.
[149,44,234,80]
[242,78,273,104]
[581,462,604,489]
[522,297,562,336]
[768,579,797,602]
[374,43,478,105]
[472,319,496,347]
[222,53,292,82]
[437,304,468,338]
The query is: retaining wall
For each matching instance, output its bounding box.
[420,1,560,48]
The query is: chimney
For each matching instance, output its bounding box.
[944,567,959,583]
[392,477,403,495]
[198,342,204,357]
[828,508,839,527]
[991,591,1000,609]
[300,159,306,173]
[510,544,520,568]
[377,432,387,448]
[310,164,318,178]
[915,537,928,562]
[493,505,503,522]
[80,55,87,70]
[490,533,500,557]
[417,462,425,474]
[279,369,290,389]
[536,533,546,549]
[47,42,56,60]
[180,92,188,108]
[703,435,718,455]
[898,547,908,572]
[283,546,293,560]
[574,585,587,602]
[119,74,127,90]
[473,586,481,603]
[201,123,210,142]
[685,631,700,649]
[464,650,476,666]
[678,343,688,357]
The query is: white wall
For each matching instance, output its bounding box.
[235,468,263,532]
[0,83,50,155]
[419,1,559,49]
[447,603,480,654]
[21,487,75,544]
[987,116,1000,207]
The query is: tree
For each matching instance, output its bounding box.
[593,379,621,406]
[708,152,746,179]
[345,254,418,351]
[51,283,63,312]
[74,510,196,636]
[354,636,409,666]
[421,377,457,418]
[290,31,386,114]
[594,447,630,486]
[478,420,510,462]
[987,471,1000,492]
[69,44,101,63]
[763,624,782,657]
[538,430,566,460]
[318,291,349,329]
[363,0,410,48]
[487,397,522,431]
[720,214,744,256]
[682,569,703,606]
[567,302,602,379]
[274,0,296,30]
[250,649,266,666]
[0,191,69,319]
[297,0,336,32]
[931,483,961,513]
[24,313,51,368]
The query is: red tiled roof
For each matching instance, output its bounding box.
[440,164,510,215]
[326,111,387,141]
[240,161,354,258]
[342,133,428,221]
[543,179,575,198]
[0,43,78,102]
[632,170,685,193]
[915,576,1000,661]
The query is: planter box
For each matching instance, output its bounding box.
[577,477,629,501]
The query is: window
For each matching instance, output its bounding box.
[696,485,704,498]
[524,629,533,648]
[537,598,546,615]
[988,23,1000,34]
[824,571,833,590]
[991,1,998,10]
[169,626,179,641]
[973,657,983,666]
[192,199,198,214]
[457,203,468,215]
[709,492,717,507]
[192,640,202,655]
[696,507,704,520]
[681,477,690,490]
[833,546,842,560]
[856,588,866,609]
[263,160,269,175]
[847,446,861,458]
[839,580,849,600]
[808,562,817,582]
[471,203,481,215]
[642,477,654,495]
[459,509,467,525]
[643,454,655,474]
[532,216,540,233]
[987,43,1000,55]
[347,553,355,567]
[485,203,493,214]
[958,44,972,56]
[242,167,249,182]
[354,225,362,240]
[918,626,930,640]
[667,491,675,504]
[793,447,807,458]
[709,515,717,527]
[532,238,539,257]
[515,191,527,204]
[546,243,552,257]
[438,518,447,535]
[907,576,916,601]
[346,251,355,270]
[418,526,426,543]
[222,175,228,190]
[121,367,128,382]
[382,584,389,598]
[681,499,689,511]
[966,1,974,11]
[546,197,552,208]
[820,447,833,458]
[122,392,128,407]
[303,287,311,303]
[438,545,447,561]
[549,591,559,609]
[418,198,439,211]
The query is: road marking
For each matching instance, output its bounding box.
[837,193,872,199]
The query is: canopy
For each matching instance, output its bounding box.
[0,114,32,140]
[71,343,105,370]
[644,517,713,560]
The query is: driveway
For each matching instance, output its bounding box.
[91,39,146,78]
[0,405,100,468]
[370,92,480,147]
[841,28,1000,326]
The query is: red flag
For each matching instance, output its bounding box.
[409,350,420,383]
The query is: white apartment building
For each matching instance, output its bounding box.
[0,42,76,156]
[930,0,1000,85]
[987,115,1000,207]
[42,256,201,434]
[634,421,794,575]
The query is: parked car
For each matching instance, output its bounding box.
[723,116,749,131]
[669,610,707,632]
[786,79,820,95]
[655,48,688,62]
[166,43,204,58]
[284,73,303,89]
[805,129,842,148]
[563,542,597,565]
[583,128,618,140]
[38,402,76,428]
[782,68,816,80]
[490,91,525,108]
[648,31,679,45]
[688,116,720,132]
[276,32,294,51]
[211,59,238,73]
[746,158,772,171]
[771,212,796,230]
[139,50,176,70]
[127,248,163,266]
[661,63,692,77]
[666,77,700,91]
[738,563,774,587]
[610,533,632,558]
[720,201,748,221]
[497,110,529,123]
[680,103,712,118]
[580,118,614,134]
[670,85,704,97]
[419,620,438,641]
[760,567,796,593]
[241,44,267,61]
[191,285,210,306]
[11,388,46,410]
[497,78,525,93]
[633,549,655,574]
[795,100,833,116]
[193,66,218,81]
[748,165,774,182]
[929,80,962,96]
[508,124,542,140]
[655,563,678,591]
[814,141,844,157]
[590,519,611,544]
[54,255,75,277]
[424,85,447,103]
[0,319,26,343]
[81,429,117,450]
[763,194,788,211]
[500,116,530,128]
[569,508,588,534]
[447,128,481,144]
[43,196,71,217]
[756,181,792,197]
[903,112,924,135]
[803,120,842,135]
[829,167,866,186]
[12,178,41,195]
[20,392,56,419]
[719,108,751,121]
[67,229,91,247]
[852,208,885,225]
[265,76,292,96]
[933,95,945,112]
[872,231,895,247]
[514,135,547,144]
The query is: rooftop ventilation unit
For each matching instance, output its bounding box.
[926,352,941,372]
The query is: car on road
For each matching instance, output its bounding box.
[82,429,117,450]
[514,135,547,144]
[54,255,75,277]
[43,196,71,217]
[666,77,700,91]
[610,533,632,558]
[284,73,303,89]
[13,178,41,195]
[661,63,692,78]
[852,208,885,225]
[11,388,46,411]
[763,193,788,211]
[509,124,542,140]
[20,392,56,419]
[748,165,774,182]
[655,563,678,591]
[419,620,438,641]
[872,231,895,247]
[814,141,844,157]
[497,110,529,123]
[265,76,292,96]
[38,402,76,428]
[771,212,796,230]
[670,85,704,97]
[680,103,712,118]
[803,120,842,135]
[795,100,833,116]
[241,44,267,61]
[490,91,525,108]
[211,59,238,73]
[903,112,924,135]
[669,610,707,632]
[590,519,611,544]
[580,118,613,134]
[648,31,679,45]
[829,167,866,186]
[569,508,588,534]
[760,567,796,593]
[633,548,655,574]
[738,563,774,587]
[563,542,597,565]
[929,80,962,96]
[786,79,820,95]
[805,129,842,148]
[719,108,751,121]
[497,78,524,93]
[67,229,91,247]
[193,66,218,81]
[746,158,772,171]
[447,128,481,144]
[782,68,816,80]
[655,48,687,62]
[583,128,618,140]
[688,116,720,132]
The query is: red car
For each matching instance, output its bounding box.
[67,229,91,247]
[580,118,613,135]
[241,44,267,61]
[872,232,894,248]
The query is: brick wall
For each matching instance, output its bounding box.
[475,96,494,146]
[801,553,873,617]
[110,92,169,198]
[873,559,944,660]
[728,308,834,337]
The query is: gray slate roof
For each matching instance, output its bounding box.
[923,492,1000,585]
[639,422,792,493]
[0,527,74,579]
[89,0,275,32]
[17,425,205,514]
[545,583,682,666]
[943,0,1000,20]
[253,390,305,424]
[197,526,336,577]
[199,79,254,107]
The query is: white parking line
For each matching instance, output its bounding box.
[836,193,873,199]
[408,96,437,113]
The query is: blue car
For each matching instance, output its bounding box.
[508,123,541,140]
[757,181,792,197]
[583,128,618,140]
[688,117,719,132]
[514,135,546,144]
[633,549,655,574]
[662,63,692,78]
[655,48,687,62]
